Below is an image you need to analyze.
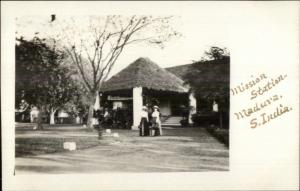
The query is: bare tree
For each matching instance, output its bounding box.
[49,15,180,129]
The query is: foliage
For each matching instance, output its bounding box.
[180,119,189,127]
[191,113,219,126]
[201,46,230,61]
[15,37,78,113]
[183,47,230,112]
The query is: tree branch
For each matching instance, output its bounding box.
[65,47,92,92]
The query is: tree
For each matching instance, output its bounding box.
[201,46,230,61]
[190,46,230,113]
[48,15,180,129]
[15,37,78,127]
[184,47,230,128]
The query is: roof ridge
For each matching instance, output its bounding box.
[165,63,193,69]
[101,57,188,93]
[137,57,186,86]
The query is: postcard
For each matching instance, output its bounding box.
[1,1,299,190]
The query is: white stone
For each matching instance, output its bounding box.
[113,133,119,138]
[68,142,76,151]
[83,125,87,128]
[63,142,70,149]
[106,129,112,134]
[63,142,76,151]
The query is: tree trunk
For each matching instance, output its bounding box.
[36,107,43,130]
[49,108,57,125]
[86,91,98,130]
[86,104,94,130]
[219,109,223,129]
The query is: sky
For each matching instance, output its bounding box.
[16,12,230,78]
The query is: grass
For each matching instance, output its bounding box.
[15,123,229,173]
[15,123,101,157]
[206,128,229,147]
[15,136,100,157]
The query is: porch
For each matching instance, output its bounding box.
[100,87,196,129]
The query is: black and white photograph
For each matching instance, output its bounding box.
[2,1,299,191]
[14,14,230,174]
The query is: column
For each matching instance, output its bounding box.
[188,92,197,124]
[132,87,143,130]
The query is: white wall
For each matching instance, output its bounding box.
[112,101,123,110]
[132,87,143,130]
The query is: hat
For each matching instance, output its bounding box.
[153,105,159,109]
[142,106,148,110]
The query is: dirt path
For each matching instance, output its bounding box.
[15,128,229,174]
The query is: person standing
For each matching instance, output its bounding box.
[139,106,149,136]
[19,99,29,122]
[147,105,153,136]
[30,105,39,123]
[151,105,162,136]
[115,107,125,129]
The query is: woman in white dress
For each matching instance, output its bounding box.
[30,105,39,123]
[151,105,162,136]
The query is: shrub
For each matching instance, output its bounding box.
[180,119,188,127]
[191,112,219,126]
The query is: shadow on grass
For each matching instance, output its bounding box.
[16,165,65,174]
[205,128,229,148]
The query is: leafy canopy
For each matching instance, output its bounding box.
[15,37,78,111]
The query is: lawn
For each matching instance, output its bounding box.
[15,123,229,173]
[15,123,100,157]
[206,128,229,147]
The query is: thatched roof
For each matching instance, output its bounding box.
[101,57,188,93]
[166,57,229,82]
[165,57,230,100]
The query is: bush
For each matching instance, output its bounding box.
[192,112,229,129]
[191,112,218,126]
[180,119,188,127]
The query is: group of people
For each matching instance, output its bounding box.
[16,100,54,123]
[139,105,162,136]
[16,99,38,122]
[93,107,131,129]
[16,99,29,122]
